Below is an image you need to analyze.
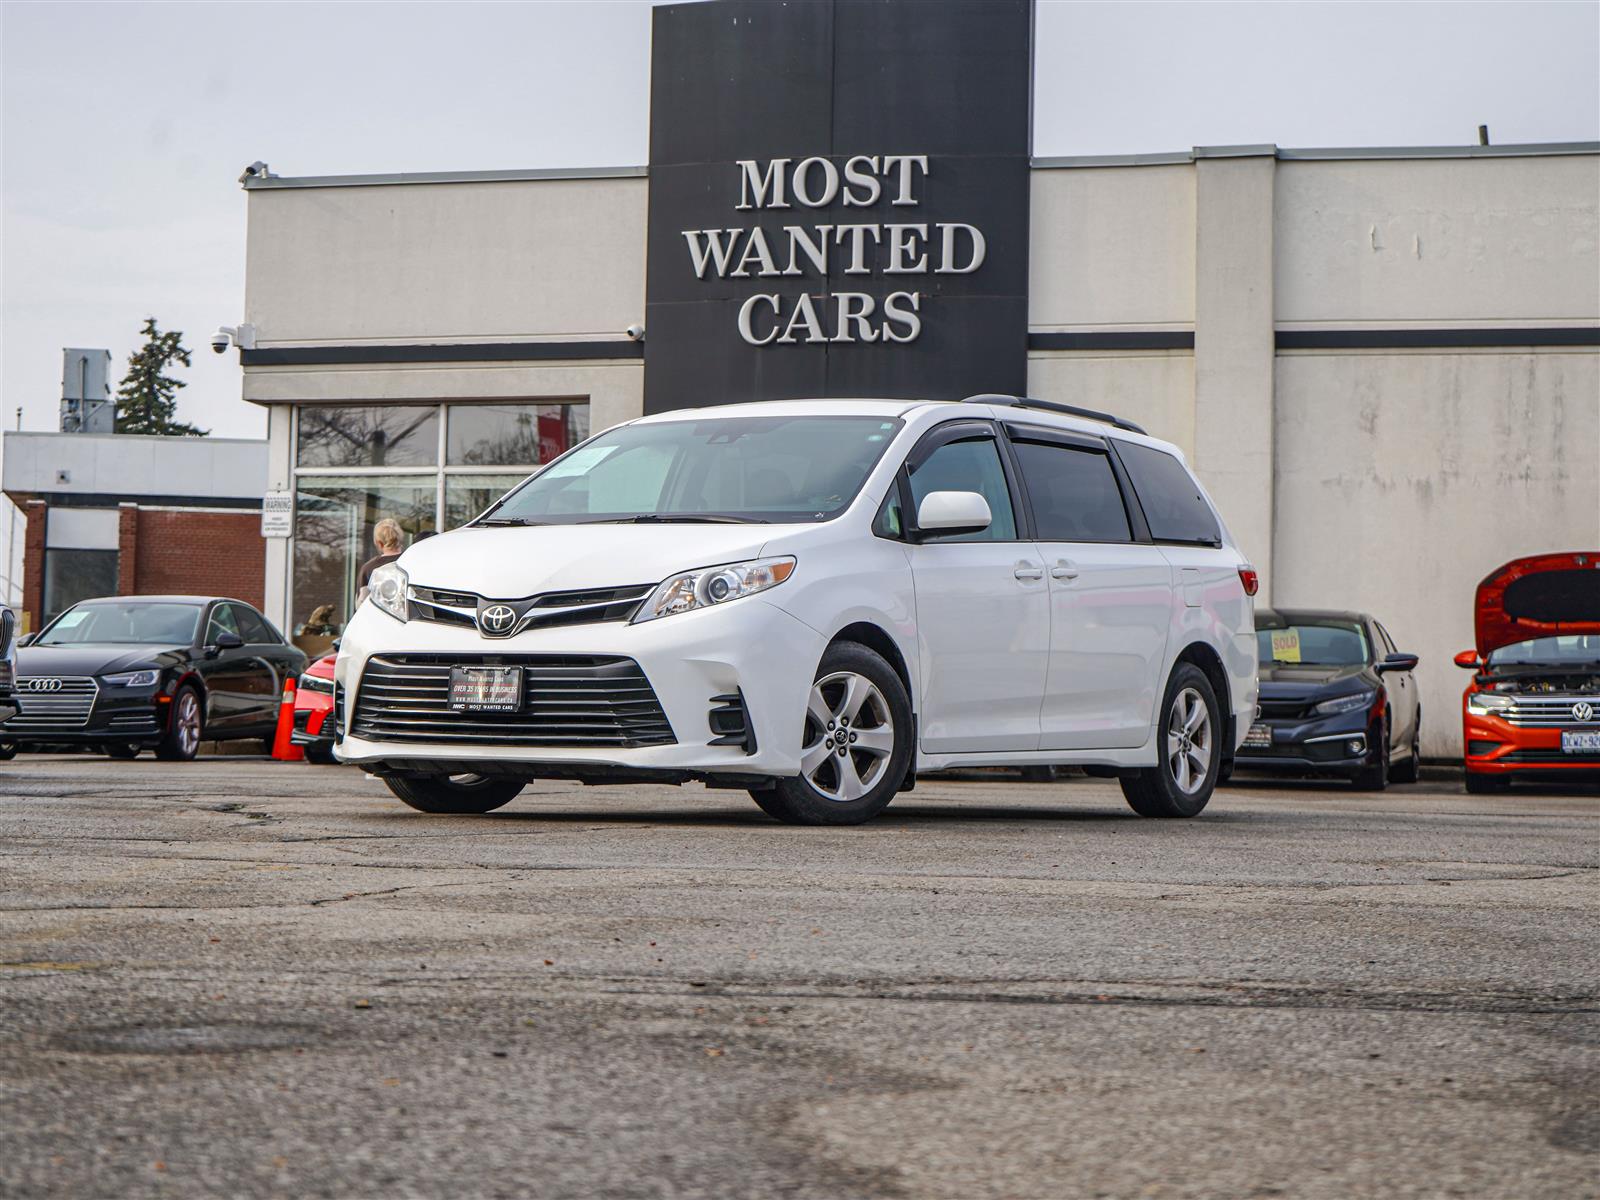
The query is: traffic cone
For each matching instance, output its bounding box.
[272,677,304,761]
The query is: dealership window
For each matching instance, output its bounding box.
[43,549,119,623]
[289,401,589,636]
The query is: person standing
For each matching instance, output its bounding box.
[356,518,405,606]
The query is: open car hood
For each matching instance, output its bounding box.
[1474,552,1600,657]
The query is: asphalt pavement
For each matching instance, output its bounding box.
[0,758,1595,1199]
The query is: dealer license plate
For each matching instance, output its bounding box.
[1561,731,1600,754]
[449,665,522,713]
[1243,723,1273,749]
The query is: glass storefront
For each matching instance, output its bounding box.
[289,401,589,638]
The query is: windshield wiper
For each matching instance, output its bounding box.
[474,517,547,527]
[582,514,771,525]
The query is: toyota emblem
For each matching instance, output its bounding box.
[23,677,62,692]
[478,604,518,636]
[1575,701,1595,723]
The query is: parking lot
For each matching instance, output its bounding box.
[1,758,1595,1199]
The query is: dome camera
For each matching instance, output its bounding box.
[211,328,233,354]
[625,324,646,342]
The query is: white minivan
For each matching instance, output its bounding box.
[334,395,1259,824]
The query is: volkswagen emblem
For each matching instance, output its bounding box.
[23,677,62,692]
[1574,701,1595,723]
[478,604,518,636]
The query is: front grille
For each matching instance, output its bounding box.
[5,676,98,730]
[408,583,655,634]
[1492,695,1600,729]
[1258,698,1313,720]
[350,654,676,747]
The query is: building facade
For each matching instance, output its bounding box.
[234,3,1598,758]
[2,432,269,629]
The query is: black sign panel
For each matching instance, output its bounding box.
[644,0,1033,413]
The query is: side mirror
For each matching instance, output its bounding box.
[915,490,992,537]
[208,631,244,657]
[16,632,34,648]
[1453,649,1481,670]
[1378,652,1420,673]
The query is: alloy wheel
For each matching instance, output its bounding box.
[800,671,895,802]
[1166,686,1212,795]
[176,691,201,757]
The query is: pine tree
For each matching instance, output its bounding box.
[114,318,208,436]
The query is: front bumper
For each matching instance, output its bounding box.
[1463,710,1600,777]
[290,699,334,751]
[0,686,167,746]
[1234,710,1371,776]
[333,597,826,778]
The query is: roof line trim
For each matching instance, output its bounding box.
[242,165,649,190]
[1032,141,1600,169]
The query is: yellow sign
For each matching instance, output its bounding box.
[1270,629,1302,663]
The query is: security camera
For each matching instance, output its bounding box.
[211,324,255,354]
[212,328,232,354]
[238,161,271,185]
[625,324,646,342]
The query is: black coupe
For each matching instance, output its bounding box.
[0,596,307,761]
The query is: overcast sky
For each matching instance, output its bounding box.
[2,0,1597,443]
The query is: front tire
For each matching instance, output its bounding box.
[0,741,20,761]
[1352,721,1389,791]
[1464,771,1509,794]
[1121,663,1221,818]
[105,743,139,760]
[304,744,338,765]
[384,773,523,814]
[750,641,913,826]
[155,686,202,762]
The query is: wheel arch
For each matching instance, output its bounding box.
[1173,640,1233,763]
[829,622,914,712]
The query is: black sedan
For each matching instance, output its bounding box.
[0,596,306,761]
[1236,608,1422,789]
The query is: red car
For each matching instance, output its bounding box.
[290,652,337,764]
[1456,552,1600,792]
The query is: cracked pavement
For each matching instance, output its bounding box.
[0,758,1595,1199]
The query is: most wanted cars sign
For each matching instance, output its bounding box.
[643,0,1033,413]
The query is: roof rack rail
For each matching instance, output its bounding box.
[961,393,1147,436]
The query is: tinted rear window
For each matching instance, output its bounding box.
[1012,441,1131,542]
[1114,442,1221,546]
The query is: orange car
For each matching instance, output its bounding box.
[290,651,337,764]
[1455,552,1600,792]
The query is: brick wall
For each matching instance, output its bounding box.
[21,500,45,632]
[130,508,264,605]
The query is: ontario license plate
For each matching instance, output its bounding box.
[1243,723,1273,749]
[449,665,521,713]
[1561,731,1600,754]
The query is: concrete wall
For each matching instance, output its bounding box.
[1,432,267,501]
[245,177,647,345]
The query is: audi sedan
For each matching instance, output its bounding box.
[0,596,306,760]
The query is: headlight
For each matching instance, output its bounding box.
[102,669,159,688]
[633,557,796,623]
[298,673,335,695]
[1312,689,1375,717]
[367,562,409,621]
[1466,692,1514,716]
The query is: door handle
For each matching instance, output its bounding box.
[1013,565,1044,581]
[1051,562,1079,580]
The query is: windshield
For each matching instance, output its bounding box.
[482,414,904,525]
[37,601,201,646]
[1256,620,1369,667]
[1487,634,1600,668]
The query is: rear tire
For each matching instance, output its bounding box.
[155,686,202,762]
[1390,712,1421,784]
[1464,771,1509,794]
[385,773,523,814]
[105,743,139,761]
[1120,663,1221,818]
[749,641,913,826]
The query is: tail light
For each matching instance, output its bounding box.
[1237,564,1259,597]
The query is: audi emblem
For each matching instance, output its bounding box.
[1575,701,1595,723]
[478,604,518,636]
[22,677,63,692]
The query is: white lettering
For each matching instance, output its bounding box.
[782,224,833,276]
[682,229,742,279]
[833,293,879,343]
[732,226,780,277]
[834,224,882,274]
[777,293,827,344]
[737,294,782,345]
[736,159,790,210]
[881,155,929,206]
[935,223,986,274]
[841,155,882,207]
[882,291,922,342]
[884,223,929,274]
[792,156,840,208]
